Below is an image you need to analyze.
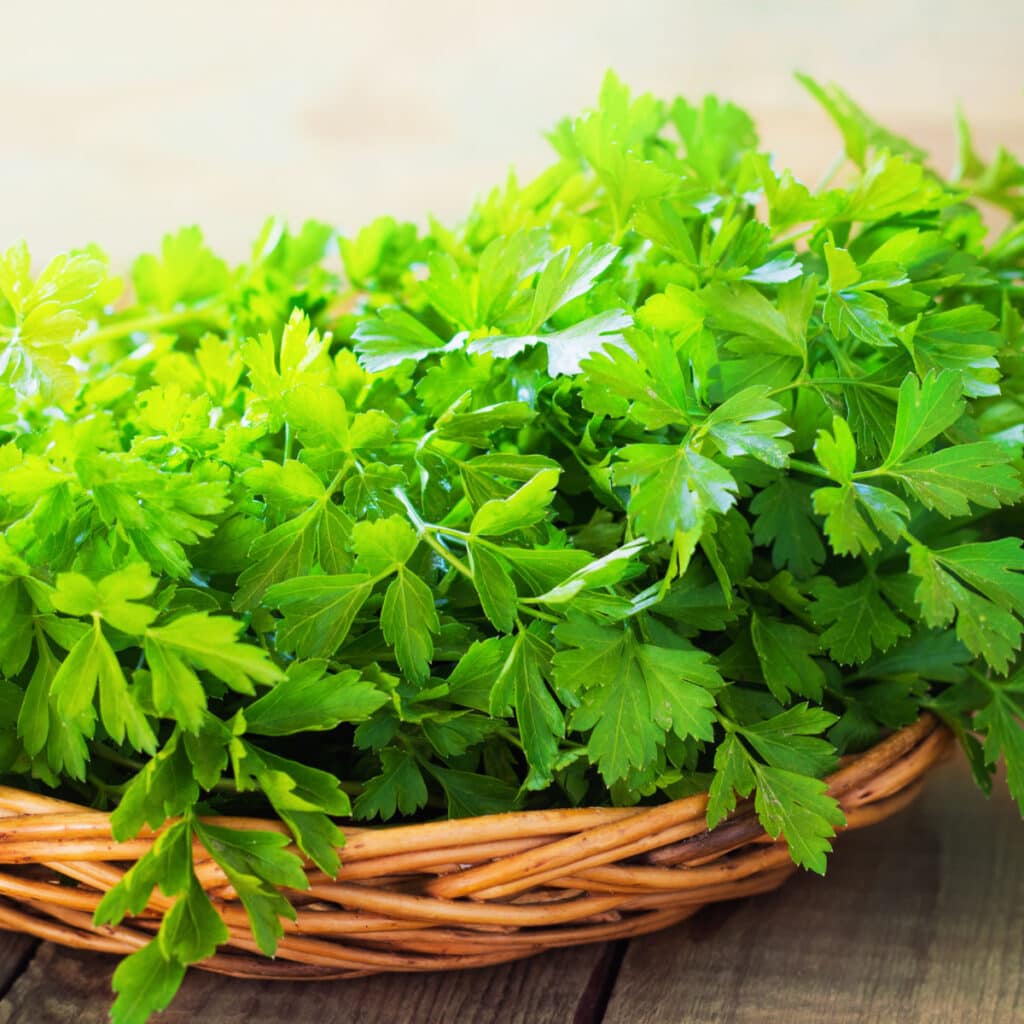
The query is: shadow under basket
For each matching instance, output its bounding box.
[0,713,951,980]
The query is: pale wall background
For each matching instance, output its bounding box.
[2,0,1022,265]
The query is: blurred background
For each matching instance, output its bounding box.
[3,0,1022,265]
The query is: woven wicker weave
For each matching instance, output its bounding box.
[0,713,950,979]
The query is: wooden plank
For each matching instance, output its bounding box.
[602,756,1024,1023]
[0,932,36,999]
[0,939,615,1024]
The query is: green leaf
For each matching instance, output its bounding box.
[706,733,756,829]
[110,940,187,1024]
[613,443,738,542]
[351,515,419,573]
[50,623,156,754]
[133,226,229,310]
[750,762,845,874]
[908,541,1024,673]
[889,442,1022,516]
[700,386,793,468]
[381,566,440,684]
[17,634,58,758]
[239,745,348,874]
[244,662,386,735]
[160,880,229,963]
[796,73,927,169]
[530,538,647,603]
[491,629,565,791]
[265,575,374,658]
[425,763,521,818]
[354,747,429,820]
[435,400,535,446]
[242,309,331,429]
[146,612,284,694]
[554,618,720,786]
[814,415,857,483]
[352,307,450,373]
[144,640,207,734]
[702,281,807,358]
[739,705,839,777]
[233,504,320,610]
[195,820,306,955]
[579,327,696,429]
[975,685,1024,815]
[95,828,183,931]
[472,309,634,378]
[885,370,965,465]
[528,242,619,330]
[809,577,910,665]
[750,614,825,702]
[469,542,518,632]
[283,383,350,453]
[813,482,908,558]
[471,468,560,536]
[446,637,513,712]
[110,733,198,841]
[750,479,825,578]
[824,288,892,348]
[841,152,946,222]
[52,563,158,634]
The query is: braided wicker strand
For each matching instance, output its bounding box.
[0,714,951,979]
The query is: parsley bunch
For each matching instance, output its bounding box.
[0,74,1022,1022]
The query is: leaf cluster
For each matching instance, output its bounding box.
[0,73,1022,1021]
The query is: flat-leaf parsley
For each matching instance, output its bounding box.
[0,73,1021,1022]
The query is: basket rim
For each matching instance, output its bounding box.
[0,712,952,978]
[0,710,944,836]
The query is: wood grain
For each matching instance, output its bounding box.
[0,934,35,1001]
[0,938,614,1024]
[602,757,1024,1024]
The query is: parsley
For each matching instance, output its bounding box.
[0,72,1021,1021]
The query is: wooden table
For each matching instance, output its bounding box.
[0,755,1019,1023]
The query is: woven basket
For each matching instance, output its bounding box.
[0,713,950,980]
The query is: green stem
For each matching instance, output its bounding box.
[322,463,352,502]
[421,529,474,580]
[518,605,561,625]
[816,152,847,192]
[393,487,474,579]
[90,742,146,773]
[77,305,229,348]
[770,376,899,396]
[787,458,831,480]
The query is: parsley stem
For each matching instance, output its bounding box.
[787,458,831,480]
[90,742,145,773]
[518,605,561,625]
[420,529,474,580]
[78,304,228,348]
[324,463,352,501]
[771,376,899,395]
[392,486,474,579]
[816,151,847,192]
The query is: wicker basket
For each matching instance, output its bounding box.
[0,713,950,980]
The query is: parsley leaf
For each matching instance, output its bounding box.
[2,75,1023,1024]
